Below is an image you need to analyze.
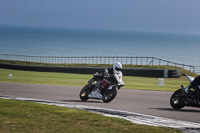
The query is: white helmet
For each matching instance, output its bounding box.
[113,62,122,73]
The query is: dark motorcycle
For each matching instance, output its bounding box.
[170,75,200,109]
[79,72,124,103]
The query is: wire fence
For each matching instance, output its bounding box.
[0,54,199,74]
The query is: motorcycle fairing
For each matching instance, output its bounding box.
[100,79,110,88]
[88,90,102,99]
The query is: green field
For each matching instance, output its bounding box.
[0,67,191,91]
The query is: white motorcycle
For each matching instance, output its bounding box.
[79,72,124,103]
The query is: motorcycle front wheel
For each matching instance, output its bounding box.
[79,85,91,101]
[102,86,118,103]
[170,89,185,109]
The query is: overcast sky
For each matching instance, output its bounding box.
[0,0,200,34]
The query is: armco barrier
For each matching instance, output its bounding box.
[0,63,180,78]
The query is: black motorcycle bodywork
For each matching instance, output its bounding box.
[170,85,200,109]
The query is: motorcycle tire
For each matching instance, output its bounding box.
[170,89,185,109]
[102,86,118,103]
[79,85,90,101]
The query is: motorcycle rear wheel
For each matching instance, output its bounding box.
[79,86,90,101]
[170,89,185,109]
[102,86,118,103]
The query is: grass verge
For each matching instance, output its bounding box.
[0,68,191,91]
[0,98,181,133]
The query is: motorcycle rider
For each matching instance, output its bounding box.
[190,76,200,89]
[183,74,200,98]
[189,75,200,98]
[97,62,123,93]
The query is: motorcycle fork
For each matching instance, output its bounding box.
[86,82,96,92]
[180,85,189,97]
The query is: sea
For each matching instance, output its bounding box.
[0,26,200,66]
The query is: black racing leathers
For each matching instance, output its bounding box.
[103,67,118,85]
[189,76,200,98]
[190,76,200,89]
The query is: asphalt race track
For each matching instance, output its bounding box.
[1,82,200,124]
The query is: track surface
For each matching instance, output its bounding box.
[0,82,200,123]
